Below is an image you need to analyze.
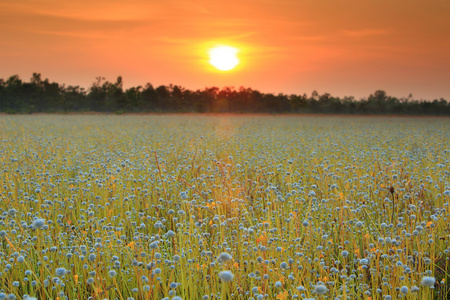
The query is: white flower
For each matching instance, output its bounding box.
[314,284,328,295]
[217,252,232,263]
[219,271,234,282]
[421,276,435,287]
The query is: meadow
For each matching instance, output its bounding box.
[0,114,449,300]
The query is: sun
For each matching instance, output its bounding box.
[208,46,239,71]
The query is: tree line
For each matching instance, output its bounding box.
[0,73,449,115]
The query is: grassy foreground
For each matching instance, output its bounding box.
[0,115,449,300]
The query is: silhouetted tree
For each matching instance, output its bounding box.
[125,86,142,111]
[142,83,157,111]
[0,74,448,115]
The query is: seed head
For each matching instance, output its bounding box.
[169,282,177,289]
[219,270,234,282]
[32,219,45,229]
[109,270,117,277]
[55,268,66,276]
[314,284,328,295]
[421,276,435,287]
[217,252,233,263]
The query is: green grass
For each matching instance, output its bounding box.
[0,114,449,300]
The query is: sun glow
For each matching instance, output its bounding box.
[208,46,239,71]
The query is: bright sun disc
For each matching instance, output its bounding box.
[208,46,239,71]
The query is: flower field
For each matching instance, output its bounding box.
[0,114,449,300]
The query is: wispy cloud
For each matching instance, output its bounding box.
[156,30,257,45]
[1,10,149,39]
[23,29,108,39]
[342,28,392,37]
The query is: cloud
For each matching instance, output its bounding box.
[23,29,108,40]
[342,28,392,37]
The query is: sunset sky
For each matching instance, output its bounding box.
[1,0,450,100]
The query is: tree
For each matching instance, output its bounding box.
[88,77,107,111]
[0,73,448,115]
[142,83,157,111]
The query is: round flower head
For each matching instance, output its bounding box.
[314,284,328,295]
[32,219,45,229]
[153,268,162,275]
[219,270,234,282]
[55,268,66,276]
[109,270,117,277]
[421,276,436,287]
[400,286,408,294]
[169,282,177,289]
[217,252,233,263]
[172,297,183,300]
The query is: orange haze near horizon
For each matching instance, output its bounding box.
[1,0,450,100]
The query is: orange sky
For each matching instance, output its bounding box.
[1,0,450,99]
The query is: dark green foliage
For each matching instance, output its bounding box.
[0,73,449,115]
